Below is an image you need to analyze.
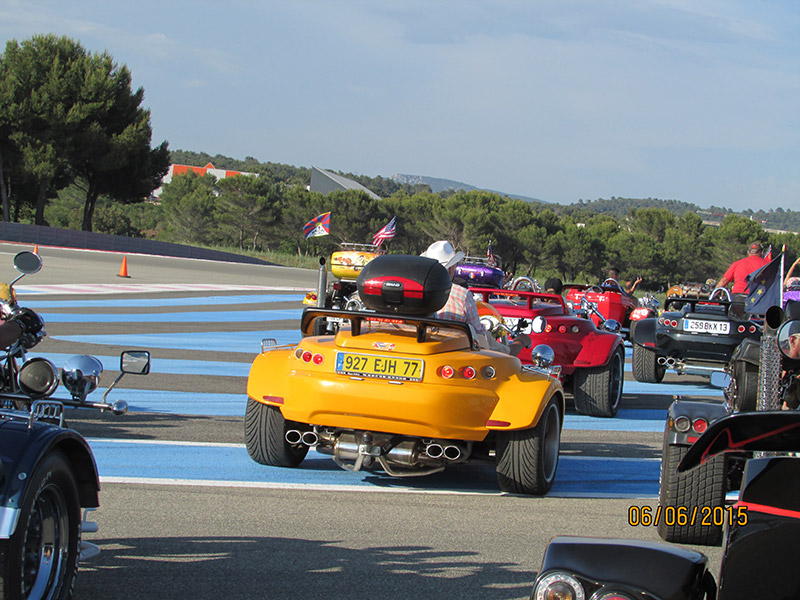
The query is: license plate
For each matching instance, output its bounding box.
[683,319,731,334]
[335,352,424,381]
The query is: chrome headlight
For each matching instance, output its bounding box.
[534,572,585,600]
[18,357,59,399]
[61,355,104,401]
[530,344,555,369]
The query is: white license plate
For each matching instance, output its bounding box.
[683,319,730,334]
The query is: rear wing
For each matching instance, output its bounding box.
[300,307,475,346]
[469,288,567,312]
[678,412,800,472]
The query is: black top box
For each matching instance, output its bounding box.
[357,255,452,315]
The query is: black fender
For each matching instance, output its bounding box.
[665,400,729,445]
[534,536,713,600]
[0,420,100,517]
[631,317,657,347]
[730,338,760,367]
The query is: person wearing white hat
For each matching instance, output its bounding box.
[421,240,531,356]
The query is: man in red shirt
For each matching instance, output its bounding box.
[717,242,768,294]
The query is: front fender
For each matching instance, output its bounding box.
[0,421,99,536]
[487,375,564,431]
[247,347,293,405]
[631,317,657,347]
[665,400,729,445]
[534,536,712,600]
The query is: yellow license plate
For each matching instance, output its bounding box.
[335,352,424,381]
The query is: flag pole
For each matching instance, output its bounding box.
[780,244,786,307]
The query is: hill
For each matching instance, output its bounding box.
[392,173,545,203]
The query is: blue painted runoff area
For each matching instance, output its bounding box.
[39,308,303,323]
[87,438,661,498]
[23,293,305,308]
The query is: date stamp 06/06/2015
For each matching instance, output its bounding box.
[627,505,749,528]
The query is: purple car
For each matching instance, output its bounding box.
[454,257,505,288]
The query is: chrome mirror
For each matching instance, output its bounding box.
[121,350,151,375]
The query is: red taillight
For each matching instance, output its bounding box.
[749,325,757,333]
[302,351,313,363]
[738,325,745,333]
[545,324,552,333]
[693,418,708,433]
[670,319,678,327]
[558,325,567,334]
[312,353,324,365]
[439,365,455,379]
[461,366,476,380]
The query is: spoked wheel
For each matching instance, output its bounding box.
[574,347,624,417]
[0,452,81,600]
[245,398,308,467]
[496,397,561,495]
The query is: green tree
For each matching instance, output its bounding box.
[216,175,280,250]
[158,172,219,245]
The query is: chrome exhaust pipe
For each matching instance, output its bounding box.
[301,431,319,446]
[426,443,444,459]
[443,445,462,461]
[657,357,667,365]
[285,429,302,444]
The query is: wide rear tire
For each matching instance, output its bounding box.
[496,398,561,495]
[245,398,308,467]
[573,347,624,417]
[657,440,726,546]
[632,344,665,383]
[0,451,81,600]
[732,361,758,412]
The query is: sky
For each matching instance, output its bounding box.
[1,0,798,212]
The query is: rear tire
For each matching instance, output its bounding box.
[657,440,726,546]
[573,347,624,417]
[0,452,81,600]
[732,361,758,412]
[632,344,665,383]
[496,397,561,495]
[245,398,308,467]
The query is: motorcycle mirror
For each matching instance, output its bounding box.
[121,350,151,375]
[603,319,621,333]
[530,316,546,334]
[777,319,800,360]
[530,344,555,368]
[13,251,43,275]
[710,371,731,389]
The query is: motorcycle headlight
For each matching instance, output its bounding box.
[534,572,585,600]
[61,355,104,400]
[17,357,59,399]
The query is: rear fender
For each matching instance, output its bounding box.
[730,338,760,367]
[534,536,712,600]
[487,377,564,430]
[247,348,292,406]
[631,317,657,347]
[573,333,623,368]
[666,400,729,446]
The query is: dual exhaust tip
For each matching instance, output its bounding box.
[658,356,682,367]
[284,430,463,461]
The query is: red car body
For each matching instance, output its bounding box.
[564,282,637,333]
[470,288,626,417]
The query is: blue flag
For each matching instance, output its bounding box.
[303,212,331,239]
[745,252,782,315]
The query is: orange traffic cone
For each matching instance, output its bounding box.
[117,256,130,278]
[33,244,39,254]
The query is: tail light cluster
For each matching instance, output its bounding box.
[545,323,582,334]
[673,415,708,434]
[737,324,758,333]
[658,317,679,328]
[438,365,496,380]
[294,347,325,365]
[630,307,651,321]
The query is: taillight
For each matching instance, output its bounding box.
[460,366,476,380]
[294,348,303,359]
[570,325,580,334]
[558,325,567,334]
[482,366,496,379]
[738,325,745,333]
[545,324,553,333]
[693,418,708,434]
[439,365,455,379]
[302,351,313,363]
[312,353,324,365]
[749,325,757,333]
[674,416,691,432]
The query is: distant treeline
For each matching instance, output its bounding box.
[43,151,799,290]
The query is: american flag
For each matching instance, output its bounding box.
[372,216,396,246]
[303,212,331,239]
